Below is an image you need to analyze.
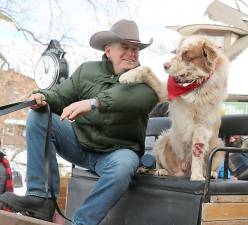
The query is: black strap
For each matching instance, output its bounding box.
[0,100,71,222]
[45,105,72,222]
[0,100,37,116]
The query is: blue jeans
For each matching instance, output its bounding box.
[25,110,139,225]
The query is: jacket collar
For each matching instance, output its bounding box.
[102,54,115,75]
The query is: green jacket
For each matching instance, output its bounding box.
[38,55,158,156]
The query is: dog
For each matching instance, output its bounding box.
[119,35,229,180]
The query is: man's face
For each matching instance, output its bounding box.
[105,42,139,74]
[225,135,242,147]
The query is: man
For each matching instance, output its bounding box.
[0,19,158,225]
[227,136,248,180]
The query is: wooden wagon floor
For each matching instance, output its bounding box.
[0,210,56,225]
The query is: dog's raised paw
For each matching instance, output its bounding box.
[119,70,142,84]
[119,66,151,84]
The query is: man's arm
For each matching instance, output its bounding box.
[97,83,159,114]
[33,65,86,114]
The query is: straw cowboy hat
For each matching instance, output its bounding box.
[89,19,153,51]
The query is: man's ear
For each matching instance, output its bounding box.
[104,45,111,58]
[202,42,217,66]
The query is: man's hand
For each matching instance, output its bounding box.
[60,100,91,121]
[30,93,47,109]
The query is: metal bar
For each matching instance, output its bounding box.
[203,147,248,202]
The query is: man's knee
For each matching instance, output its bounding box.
[27,109,47,123]
[105,150,139,180]
[26,110,48,134]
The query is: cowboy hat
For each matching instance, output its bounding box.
[89,19,153,51]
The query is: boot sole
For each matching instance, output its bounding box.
[0,198,53,221]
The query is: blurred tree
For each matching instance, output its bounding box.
[0,0,136,74]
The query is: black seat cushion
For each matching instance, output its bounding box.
[135,174,248,196]
[72,168,248,196]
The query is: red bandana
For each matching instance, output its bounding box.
[167,75,206,101]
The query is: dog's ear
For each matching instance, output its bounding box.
[177,37,185,53]
[202,42,217,66]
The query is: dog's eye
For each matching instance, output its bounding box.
[182,51,197,62]
[182,51,189,60]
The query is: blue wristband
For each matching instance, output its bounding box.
[89,98,96,110]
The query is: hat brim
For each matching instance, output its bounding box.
[90,31,153,51]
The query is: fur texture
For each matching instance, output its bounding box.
[119,35,229,180]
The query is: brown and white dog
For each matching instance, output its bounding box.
[119,35,229,180]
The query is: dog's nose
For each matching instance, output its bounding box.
[163,62,171,70]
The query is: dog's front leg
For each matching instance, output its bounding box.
[207,137,224,179]
[119,65,150,83]
[119,66,167,102]
[191,153,205,180]
[191,126,212,180]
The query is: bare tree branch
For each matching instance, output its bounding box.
[235,0,241,11]
[48,0,54,39]
[239,0,248,9]
[0,51,9,70]
[86,0,102,26]
[0,3,47,45]
[0,9,14,23]
[15,25,47,45]
[59,35,85,47]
